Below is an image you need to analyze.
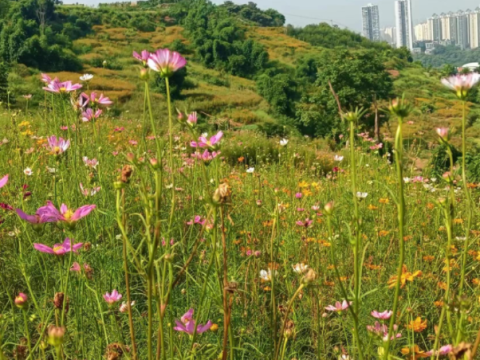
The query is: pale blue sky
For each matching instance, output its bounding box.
[64,0,480,32]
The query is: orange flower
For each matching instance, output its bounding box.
[434,300,444,307]
[423,255,434,262]
[368,204,378,210]
[426,203,435,210]
[454,218,464,225]
[437,282,447,290]
[403,235,412,242]
[237,156,244,162]
[401,345,429,359]
[379,198,389,204]
[407,317,427,332]
[388,265,422,288]
[378,230,389,237]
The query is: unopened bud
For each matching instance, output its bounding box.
[140,68,149,81]
[47,326,65,347]
[324,201,334,215]
[149,158,159,169]
[302,269,317,285]
[15,293,28,309]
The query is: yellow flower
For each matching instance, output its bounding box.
[454,218,464,225]
[298,181,309,188]
[406,317,427,333]
[368,204,378,210]
[378,230,389,237]
[388,265,422,288]
[379,198,389,204]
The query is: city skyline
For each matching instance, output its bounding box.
[362,3,381,41]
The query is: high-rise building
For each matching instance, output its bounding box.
[456,10,470,49]
[382,27,396,45]
[414,22,431,41]
[440,12,452,40]
[428,14,442,42]
[394,0,414,49]
[362,3,381,41]
[468,8,480,49]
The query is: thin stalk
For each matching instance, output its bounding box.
[116,189,137,360]
[385,118,406,358]
[22,310,32,355]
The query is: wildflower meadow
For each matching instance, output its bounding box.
[1,48,480,360]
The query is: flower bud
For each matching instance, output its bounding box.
[149,158,159,170]
[15,293,28,309]
[324,201,334,215]
[302,269,317,285]
[140,68,149,81]
[47,326,65,347]
[212,183,231,205]
[388,98,411,119]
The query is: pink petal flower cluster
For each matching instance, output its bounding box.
[35,201,96,224]
[47,136,70,155]
[187,112,197,126]
[187,215,206,226]
[43,79,82,94]
[104,290,122,305]
[366,321,401,341]
[81,108,102,122]
[174,309,212,335]
[82,92,113,106]
[34,238,83,256]
[190,131,223,149]
[296,218,313,228]
[371,310,392,320]
[325,300,352,312]
[82,157,99,169]
[442,73,480,92]
[80,183,101,197]
[191,150,221,163]
[148,49,187,77]
[133,50,150,65]
[425,345,453,357]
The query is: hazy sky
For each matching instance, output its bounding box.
[210,0,480,31]
[64,0,480,33]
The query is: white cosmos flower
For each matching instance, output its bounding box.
[403,177,411,183]
[260,269,276,281]
[334,155,344,162]
[24,167,33,176]
[356,192,368,199]
[46,166,56,173]
[292,263,308,274]
[80,74,94,82]
[279,138,288,146]
[246,167,255,173]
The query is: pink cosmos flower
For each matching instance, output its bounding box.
[187,215,206,226]
[148,49,187,77]
[41,74,53,83]
[36,201,96,224]
[370,143,383,150]
[103,290,122,305]
[23,94,32,100]
[190,131,223,149]
[34,238,83,255]
[133,50,150,65]
[371,310,392,320]
[114,127,124,132]
[71,93,90,111]
[367,321,401,341]
[296,218,313,228]
[82,157,99,169]
[70,262,81,272]
[81,108,102,122]
[191,150,220,163]
[43,80,82,94]
[16,208,49,224]
[436,127,450,141]
[174,308,212,335]
[295,192,302,199]
[0,174,8,188]
[84,92,113,106]
[425,345,453,357]
[187,112,197,126]
[325,300,352,312]
[47,136,70,155]
[441,74,480,98]
[80,183,101,197]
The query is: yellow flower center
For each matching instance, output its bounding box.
[63,209,74,220]
[60,87,66,93]
[53,245,64,254]
[53,146,61,154]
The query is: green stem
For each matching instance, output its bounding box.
[385,118,406,359]
[22,310,32,356]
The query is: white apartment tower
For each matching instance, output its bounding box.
[440,13,451,40]
[362,3,381,41]
[456,11,470,49]
[414,22,431,41]
[428,14,442,42]
[469,8,480,49]
[394,0,414,49]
